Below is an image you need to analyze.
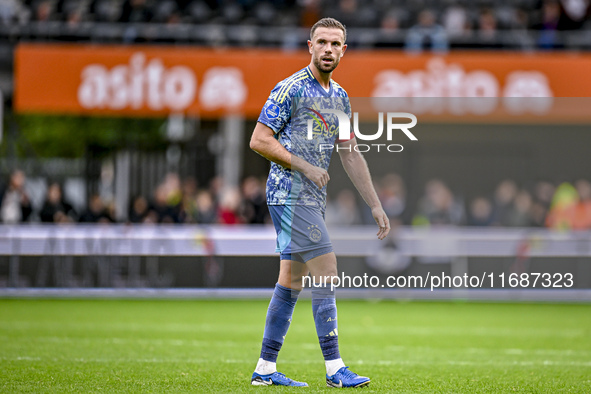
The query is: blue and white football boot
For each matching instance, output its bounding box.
[326,366,370,388]
[251,371,308,387]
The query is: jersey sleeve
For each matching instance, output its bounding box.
[257,82,292,134]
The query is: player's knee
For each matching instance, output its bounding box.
[309,270,337,286]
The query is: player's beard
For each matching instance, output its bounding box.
[313,54,340,74]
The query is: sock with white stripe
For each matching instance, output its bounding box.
[256,283,299,373]
[312,285,342,370]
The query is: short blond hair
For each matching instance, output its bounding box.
[310,17,347,43]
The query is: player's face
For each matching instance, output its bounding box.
[308,27,347,74]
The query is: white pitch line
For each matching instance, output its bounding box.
[385,345,591,357]
[0,321,262,333]
[1,321,586,338]
[2,356,590,368]
[0,335,249,348]
[2,335,590,358]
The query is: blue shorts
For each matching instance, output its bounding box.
[268,204,333,263]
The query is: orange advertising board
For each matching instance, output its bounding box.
[14,43,591,119]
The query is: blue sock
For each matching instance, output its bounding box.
[259,283,299,362]
[312,286,341,360]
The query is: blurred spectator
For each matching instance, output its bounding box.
[178,177,198,223]
[534,180,555,208]
[0,0,29,24]
[378,174,406,223]
[5,168,591,230]
[405,9,449,53]
[467,196,493,226]
[33,0,53,22]
[66,7,83,26]
[187,0,215,24]
[120,0,154,42]
[151,184,180,223]
[491,179,518,226]
[512,8,530,30]
[151,0,179,23]
[39,182,77,223]
[0,169,33,224]
[477,8,501,48]
[338,0,379,29]
[376,10,402,49]
[195,190,217,224]
[1,0,589,50]
[529,201,548,227]
[0,0,589,52]
[144,172,184,223]
[443,3,470,38]
[574,179,591,229]
[217,187,244,224]
[60,7,85,42]
[326,189,362,226]
[508,8,535,49]
[209,176,224,205]
[506,190,533,227]
[129,195,150,223]
[120,0,153,22]
[545,182,578,230]
[530,180,555,227]
[533,0,562,49]
[325,0,359,28]
[558,0,591,30]
[220,1,244,24]
[90,0,122,22]
[79,194,114,223]
[414,179,464,226]
[381,10,400,33]
[241,176,268,224]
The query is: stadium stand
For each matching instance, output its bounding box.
[0,0,589,49]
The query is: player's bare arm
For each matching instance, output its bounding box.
[337,138,390,240]
[250,122,330,189]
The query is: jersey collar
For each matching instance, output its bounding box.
[307,66,333,97]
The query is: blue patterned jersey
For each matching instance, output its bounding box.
[257,66,352,210]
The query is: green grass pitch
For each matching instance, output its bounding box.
[1,298,590,393]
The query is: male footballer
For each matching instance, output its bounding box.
[249,17,390,388]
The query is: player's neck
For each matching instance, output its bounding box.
[309,63,332,90]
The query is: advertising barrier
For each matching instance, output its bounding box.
[15,44,591,120]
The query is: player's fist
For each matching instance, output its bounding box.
[305,166,330,189]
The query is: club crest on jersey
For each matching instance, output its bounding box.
[265,103,280,119]
[308,224,322,242]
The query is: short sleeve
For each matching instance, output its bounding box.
[257,82,292,134]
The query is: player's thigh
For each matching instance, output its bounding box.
[278,259,309,290]
[306,251,338,283]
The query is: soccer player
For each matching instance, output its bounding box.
[249,17,390,388]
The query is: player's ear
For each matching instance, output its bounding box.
[341,44,347,57]
[308,40,313,54]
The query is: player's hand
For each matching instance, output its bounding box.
[304,165,330,189]
[371,206,390,240]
